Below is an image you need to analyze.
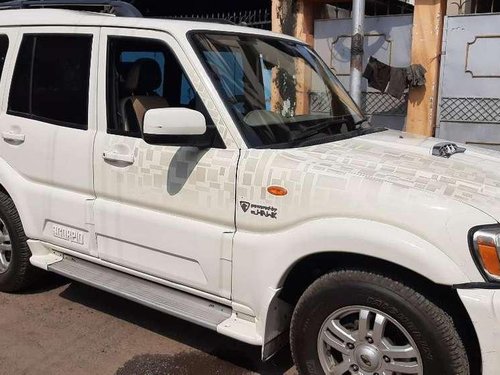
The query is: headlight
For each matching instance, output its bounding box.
[470,225,500,282]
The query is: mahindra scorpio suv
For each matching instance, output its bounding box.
[0,2,498,374]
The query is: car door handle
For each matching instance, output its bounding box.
[2,131,25,143]
[102,151,135,164]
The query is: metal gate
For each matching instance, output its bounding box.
[436,14,500,148]
[314,15,413,130]
[165,9,271,30]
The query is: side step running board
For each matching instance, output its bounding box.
[48,257,232,330]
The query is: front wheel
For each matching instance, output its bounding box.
[290,270,469,375]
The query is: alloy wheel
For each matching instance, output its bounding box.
[0,218,12,274]
[317,305,423,375]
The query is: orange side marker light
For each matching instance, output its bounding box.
[267,186,288,196]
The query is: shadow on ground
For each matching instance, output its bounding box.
[19,273,70,295]
[57,280,295,375]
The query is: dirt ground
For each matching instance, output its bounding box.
[0,274,297,375]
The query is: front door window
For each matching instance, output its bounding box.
[106,36,224,148]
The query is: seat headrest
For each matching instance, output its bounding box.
[125,58,162,95]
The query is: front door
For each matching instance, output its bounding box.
[93,28,238,298]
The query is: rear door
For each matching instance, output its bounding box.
[0,27,99,256]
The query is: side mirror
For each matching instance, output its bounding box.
[144,108,207,137]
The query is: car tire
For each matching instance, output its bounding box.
[0,191,39,292]
[290,270,469,375]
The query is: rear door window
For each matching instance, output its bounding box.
[8,34,92,129]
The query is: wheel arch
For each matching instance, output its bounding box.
[0,159,38,239]
[268,252,482,374]
[278,251,464,305]
[0,182,10,197]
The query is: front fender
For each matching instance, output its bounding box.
[232,217,484,353]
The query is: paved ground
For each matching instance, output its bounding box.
[0,274,297,375]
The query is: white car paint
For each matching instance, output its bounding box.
[0,8,495,373]
[458,289,500,375]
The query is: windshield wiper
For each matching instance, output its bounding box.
[288,120,336,145]
[353,117,370,128]
[296,126,385,148]
[288,117,352,146]
[258,126,387,149]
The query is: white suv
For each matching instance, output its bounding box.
[0,3,498,375]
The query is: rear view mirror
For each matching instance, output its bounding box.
[143,108,211,148]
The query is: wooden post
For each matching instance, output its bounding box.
[406,0,447,136]
[272,0,315,115]
[295,0,315,46]
[272,0,314,43]
[271,0,291,114]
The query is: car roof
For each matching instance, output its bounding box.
[0,9,301,43]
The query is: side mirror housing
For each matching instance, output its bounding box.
[144,108,207,137]
[143,108,212,148]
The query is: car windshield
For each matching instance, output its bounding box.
[191,32,376,149]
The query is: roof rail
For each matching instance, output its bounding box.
[160,17,236,26]
[0,0,142,17]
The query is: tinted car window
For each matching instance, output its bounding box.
[9,34,92,129]
[0,35,9,82]
[8,36,31,115]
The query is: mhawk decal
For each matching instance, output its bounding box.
[239,201,278,219]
